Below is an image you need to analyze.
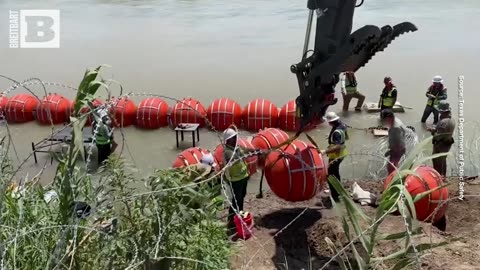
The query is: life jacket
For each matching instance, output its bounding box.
[327,123,349,160]
[426,84,446,107]
[93,121,111,145]
[381,86,396,107]
[344,72,358,94]
[223,145,249,182]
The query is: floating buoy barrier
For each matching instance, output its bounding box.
[384,165,448,223]
[242,98,278,131]
[110,97,137,127]
[278,100,300,132]
[251,128,289,167]
[172,147,214,168]
[264,140,327,202]
[71,99,103,126]
[207,98,242,131]
[213,137,258,176]
[5,94,39,123]
[171,97,207,128]
[0,95,8,117]
[35,94,71,125]
[136,97,169,129]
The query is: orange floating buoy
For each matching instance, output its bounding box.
[35,94,71,125]
[172,147,213,168]
[136,97,169,129]
[278,100,299,131]
[242,99,279,131]
[0,95,8,118]
[71,99,103,126]
[251,128,290,167]
[206,98,242,131]
[264,140,327,202]
[171,97,207,128]
[110,97,137,127]
[5,94,39,123]
[213,138,258,176]
[384,165,448,223]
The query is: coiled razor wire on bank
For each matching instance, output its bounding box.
[0,74,479,269]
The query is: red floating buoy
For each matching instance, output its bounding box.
[171,97,207,128]
[110,97,137,127]
[172,147,213,168]
[71,99,103,126]
[278,100,299,131]
[251,128,290,167]
[213,138,258,176]
[136,97,169,129]
[5,94,39,123]
[384,165,448,223]
[242,99,279,131]
[0,95,8,118]
[264,140,327,202]
[35,94,71,125]
[206,98,242,131]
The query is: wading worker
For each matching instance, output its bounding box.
[320,112,348,202]
[222,126,253,229]
[340,71,366,112]
[378,77,398,118]
[427,101,456,178]
[381,109,406,175]
[93,109,117,166]
[421,75,447,125]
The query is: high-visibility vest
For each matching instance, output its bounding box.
[94,122,111,145]
[345,73,358,94]
[426,85,446,107]
[327,127,348,160]
[381,87,396,107]
[223,146,249,182]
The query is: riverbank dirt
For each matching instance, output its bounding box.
[229,178,480,270]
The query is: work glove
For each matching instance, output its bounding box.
[319,149,326,155]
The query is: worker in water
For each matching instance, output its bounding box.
[320,112,349,202]
[222,126,252,229]
[381,109,406,175]
[421,75,447,125]
[340,71,366,112]
[427,101,456,178]
[378,77,398,118]
[93,109,117,166]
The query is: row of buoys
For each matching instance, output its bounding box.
[0,94,315,131]
[171,127,448,223]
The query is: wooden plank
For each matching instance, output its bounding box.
[373,129,389,137]
[363,102,405,113]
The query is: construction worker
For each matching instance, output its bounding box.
[340,71,366,112]
[222,126,253,229]
[320,112,348,201]
[381,109,406,175]
[378,77,398,118]
[93,109,117,166]
[421,75,447,125]
[427,101,456,178]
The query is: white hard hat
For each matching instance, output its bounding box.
[324,111,340,123]
[432,75,443,83]
[200,153,215,166]
[223,128,237,142]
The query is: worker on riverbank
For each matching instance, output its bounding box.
[421,75,447,125]
[378,77,398,119]
[381,109,406,175]
[321,112,349,201]
[222,126,252,229]
[427,101,456,179]
[93,109,117,166]
[340,71,366,112]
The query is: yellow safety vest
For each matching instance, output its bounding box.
[327,128,348,160]
[94,122,111,145]
[223,146,249,182]
[426,86,444,107]
[381,88,396,107]
[345,73,358,94]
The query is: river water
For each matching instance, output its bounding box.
[0,0,479,191]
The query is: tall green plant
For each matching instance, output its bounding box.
[326,137,460,270]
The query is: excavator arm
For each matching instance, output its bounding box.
[291,0,418,130]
